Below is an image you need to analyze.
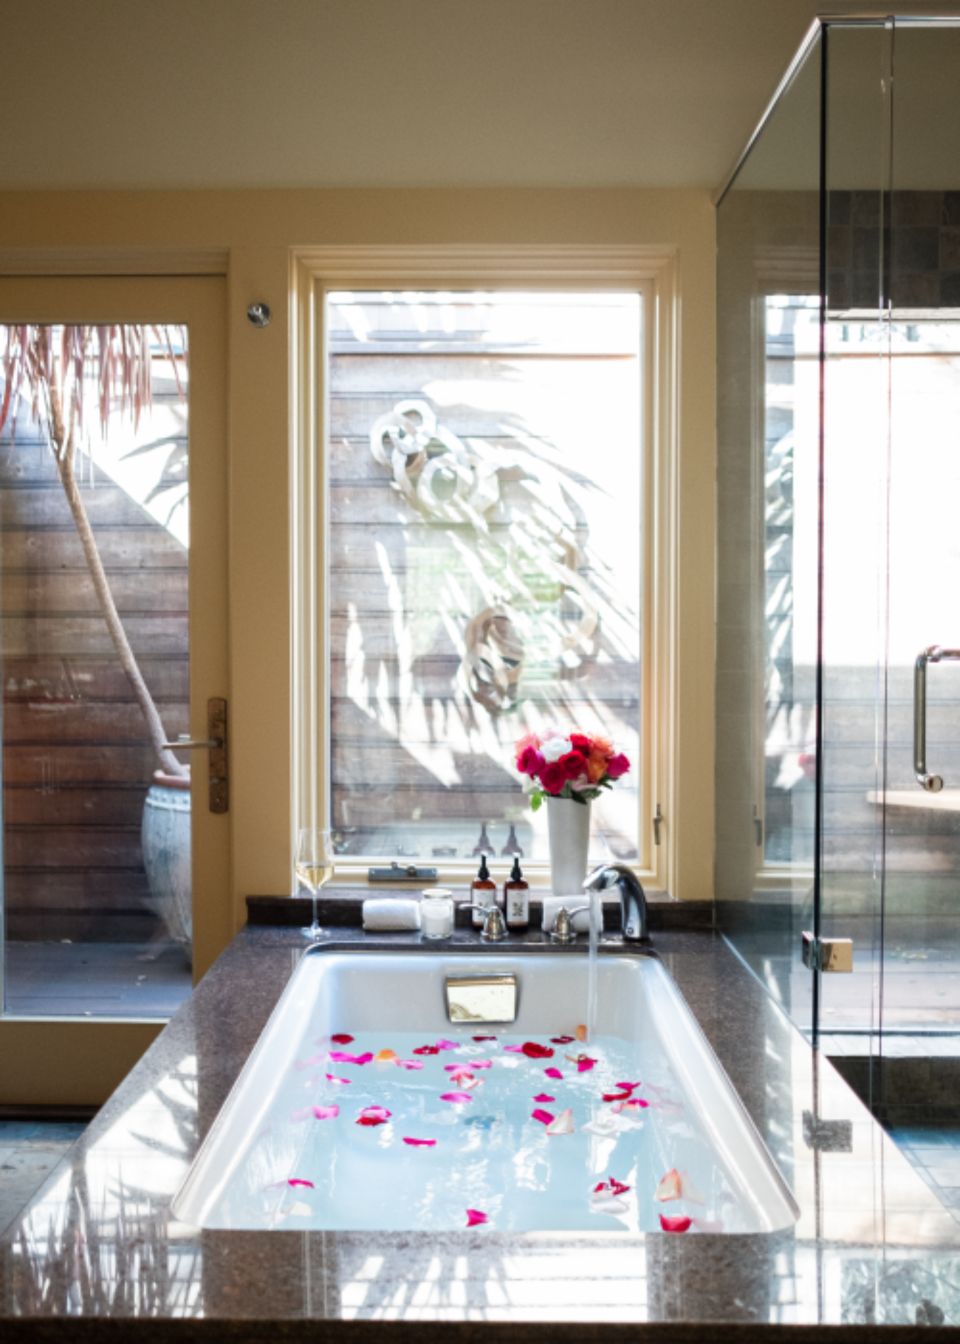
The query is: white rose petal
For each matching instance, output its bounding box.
[540,736,571,763]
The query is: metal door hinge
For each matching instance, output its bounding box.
[802,930,853,973]
[653,804,663,846]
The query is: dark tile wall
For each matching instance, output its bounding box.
[828,189,960,310]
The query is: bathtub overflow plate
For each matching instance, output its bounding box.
[445,974,517,1024]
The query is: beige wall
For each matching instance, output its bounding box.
[0,187,716,924]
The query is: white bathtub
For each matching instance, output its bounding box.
[172,948,798,1234]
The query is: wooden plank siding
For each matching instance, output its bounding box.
[0,416,189,942]
[326,300,642,862]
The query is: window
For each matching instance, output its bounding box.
[294,247,677,887]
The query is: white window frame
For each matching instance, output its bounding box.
[291,245,679,893]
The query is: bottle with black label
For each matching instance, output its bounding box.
[504,856,529,929]
[470,854,499,927]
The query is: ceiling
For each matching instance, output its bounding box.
[0,0,955,192]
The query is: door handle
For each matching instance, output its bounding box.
[163,696,228,813]
[914,647,960,792]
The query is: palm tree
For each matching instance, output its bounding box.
[0,324,187,778]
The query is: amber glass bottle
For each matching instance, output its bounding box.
[470,854,499,927]
[504,856,529,929]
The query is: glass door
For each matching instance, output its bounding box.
[0,275,229,1105]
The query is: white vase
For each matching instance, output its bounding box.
[546,795,591,897]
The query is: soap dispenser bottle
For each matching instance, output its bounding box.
[504,856,529,929]
[470,854,499,928]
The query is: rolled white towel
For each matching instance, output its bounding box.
[362,898,421,932]
[540,895,592,934]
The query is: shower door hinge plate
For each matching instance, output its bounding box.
[802,931,853,973]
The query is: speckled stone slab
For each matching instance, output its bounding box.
[1,924,958,1341]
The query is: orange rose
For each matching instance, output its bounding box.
[585,751,608,783]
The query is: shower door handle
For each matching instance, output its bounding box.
[914,646,960,791]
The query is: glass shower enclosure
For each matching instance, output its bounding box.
[716,15,960,1125]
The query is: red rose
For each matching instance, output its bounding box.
[606,752,631,780]
[568,732,592,757]
[541,761,567,794]
[558,751,585,780]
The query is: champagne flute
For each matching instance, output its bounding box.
[296,828,334,940]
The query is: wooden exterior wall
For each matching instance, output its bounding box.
[0,425,189,942]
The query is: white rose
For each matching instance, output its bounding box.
[540,735,570,763]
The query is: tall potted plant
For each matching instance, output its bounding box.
[0,324,192,948]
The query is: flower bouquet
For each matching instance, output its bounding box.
[515,730,630,810]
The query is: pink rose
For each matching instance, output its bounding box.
[517,744,546,777]
[541,761,567,794]
[606,752,631,780]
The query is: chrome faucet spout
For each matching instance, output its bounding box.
[583,864,648,942]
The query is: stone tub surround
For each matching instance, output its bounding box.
[1,926,958,1341]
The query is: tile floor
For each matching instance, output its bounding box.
[886,1124,960,1224]
[0,1119,88,1238]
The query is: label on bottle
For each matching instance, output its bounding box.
[471,882,497,926]
[505,885,529,928]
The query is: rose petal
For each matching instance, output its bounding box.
[395,1059,424,1071]
[293,1052,326,1071]
[290,1107,312,1123]
[312,1104,340,1121]
[403,1137,437,1147]
[356,1106,392,1126]
[576,1056,597,1073]
[655,1168,683,1202]
[435,1039,459,1051]
[594,1176,631,1197]
[531,1108,555,1125]
[544,1067,564,1080]
[520,1042,554,1059]
[546,1107,575,1135]
[331,1033,354,1044]
[440,1091,474,1104]
[329,1050,374,1065]
[288,1178,314,1188]
[472,1035,496,1041]
[659,1214,692,1234]
[616,1081,641,1091]
[533,1093,555,1103]
[550,1035,575,1045]
[466,1208,488,1226]
[603,1090,635,1103]
[503,1045,525,1054]
[413,1045,440,1056]
[325,1073,351,1085]
[375,1049,398,1063]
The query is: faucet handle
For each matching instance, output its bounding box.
[549,905,590,944]
[466,902,508,942]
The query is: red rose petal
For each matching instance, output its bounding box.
[551,1035,575,1044]
[531,1108,555,1125]
[466,1208,488,1227]
[403,1137,437,1147]
[288,1178,314,1188]
[520,1041,554,1059]
[659,1214,692,1234]
[533,1093,555,1103]
[603,1090,635,1103]
[616,1081,641,1091]
[413,1045,440,1056]
[472,1035,496,1041]
[331,1033,354,1044]
[356,1106,391,1127]
[440,1091,473,1104]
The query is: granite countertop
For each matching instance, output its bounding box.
[2,914,959,1342]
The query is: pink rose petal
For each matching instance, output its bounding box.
[659,1214,692,1234]
[531,1108,555,1125]
[544,1067,563,1080]
[356,1106,391,1127]
[503,1044,525,1054]
[325,1073,351,1085]
[329,1050,374,1065]
[435,1039,459,1051]
[290,1107,312,1123]
[594,1176,631,1198]
[288,1178,314,1188]
[616,1081,641,1091]
[440,1091,473,1104]
[331,1033,354,1044]
[312,1104,339,1121]
[466,1208,488,1227]
[576,1056,597,1073]
[395,1058,424,1071]
[403,1137,437,1147]
[533,1093,555,1103]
